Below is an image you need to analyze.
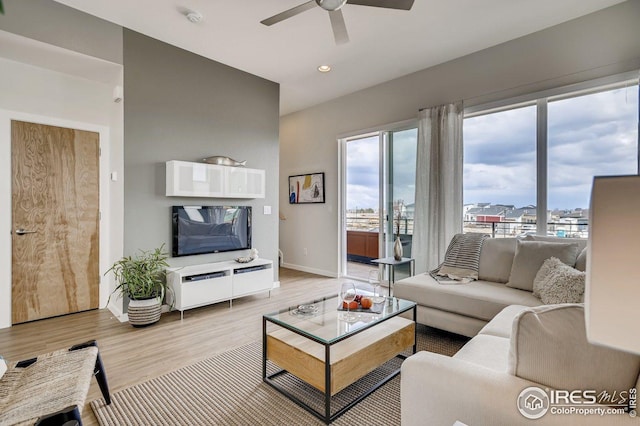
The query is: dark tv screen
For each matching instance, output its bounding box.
[172,206,251,257]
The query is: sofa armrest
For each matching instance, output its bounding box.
[401,351,636,426]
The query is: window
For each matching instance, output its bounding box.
[464,77,639,238]
[464,105,536,208]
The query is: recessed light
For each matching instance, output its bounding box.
[318,65,331,73]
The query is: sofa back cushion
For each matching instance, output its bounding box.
[574,247,587,272]
[525,235,587,248]
[508,304,640,394]
[506,240,579,292]
[478,238,518,283]
[527,235,588,271]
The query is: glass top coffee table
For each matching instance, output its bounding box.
[262,295,417,424]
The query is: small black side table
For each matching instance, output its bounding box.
[371,257,416,296]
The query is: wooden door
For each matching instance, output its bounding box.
[11,120,100,324]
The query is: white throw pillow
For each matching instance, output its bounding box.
[506,240,579,292]
[532,257,562,298]
[533,257,585,304]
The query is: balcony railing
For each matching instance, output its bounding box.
[463,220,588,238]
[346,216,586,239]
[346,215,414,235]
[345,217,586,264]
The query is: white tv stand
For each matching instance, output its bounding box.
[167,258,273,319]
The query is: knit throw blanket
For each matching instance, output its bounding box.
[431,233,490,283]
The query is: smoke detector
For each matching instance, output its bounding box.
[186,11,203,23]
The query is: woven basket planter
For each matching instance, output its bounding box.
[127,297,162,327]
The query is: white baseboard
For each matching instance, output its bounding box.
[272,281,280,288]
[281,263,338,278]
[107,301,127,323]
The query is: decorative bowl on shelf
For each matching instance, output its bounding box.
[290,304,319,317]
[234,248,259,264]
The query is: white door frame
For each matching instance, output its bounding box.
[0,110,112,328]
[337,119,417,279]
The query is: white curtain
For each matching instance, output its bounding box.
[413,102,464,274]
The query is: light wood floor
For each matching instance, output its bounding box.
[0,268,351,425]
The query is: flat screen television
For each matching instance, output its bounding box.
[172,205,252,257]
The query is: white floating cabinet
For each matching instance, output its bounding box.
[166,160,265,199]
[224,166,266,198]
[167,259,273,319]
[166,160,224,197]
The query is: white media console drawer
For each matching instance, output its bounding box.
[179,272,232,309]
[167,259,273,318]
[233,264,273,297]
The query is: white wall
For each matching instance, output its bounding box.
[0,57,124,328]
[279,0,640,277]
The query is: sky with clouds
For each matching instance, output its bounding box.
[346,129,417,211]
[347,85,638,212]
[465,86,638,210]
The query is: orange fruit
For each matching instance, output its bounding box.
[360,297,373,309]
[342,301,358,309]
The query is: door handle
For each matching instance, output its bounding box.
[15,228,37,235]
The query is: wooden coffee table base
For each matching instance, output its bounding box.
[263,315,416,424]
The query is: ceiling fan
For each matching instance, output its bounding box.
[260,0,415,45]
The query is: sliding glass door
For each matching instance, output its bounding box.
[342,124,417,280]
[385,128,418,261]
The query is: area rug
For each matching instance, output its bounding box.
[90,325,468,425]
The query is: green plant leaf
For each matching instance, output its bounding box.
[105,244,174,309]
[0,1,4,15]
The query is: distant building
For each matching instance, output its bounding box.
[465,203,589,237]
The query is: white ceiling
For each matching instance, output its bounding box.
[53,0,626,115]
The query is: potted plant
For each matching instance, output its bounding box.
[106,244,172,327]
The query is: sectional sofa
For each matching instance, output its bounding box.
[396,235,639,425]
[393,236,587,337]
[401,304,640,425]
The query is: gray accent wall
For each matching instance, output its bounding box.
[0,0,123,64]
[123,30,280,277]
[279,0,640,277]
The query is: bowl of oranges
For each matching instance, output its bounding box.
[341,294,374,311]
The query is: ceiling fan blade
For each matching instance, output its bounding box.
[329,9,349,45]
[346,0,415,10]
[260,1,317,26]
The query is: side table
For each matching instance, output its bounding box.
[371,257,415,296]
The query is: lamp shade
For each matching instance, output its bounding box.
[586,175,640,355]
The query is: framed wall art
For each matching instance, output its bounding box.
[289,172,325,204]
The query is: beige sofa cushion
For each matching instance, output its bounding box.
[575,246,587,272]
[477,238,518,283]
[525,234,587,251]
[453,334,510,372]
[478,305,530,339]
[506,240,579,291]
[526,235,588,271]
[508,304,640,393]
[392,274,540,322]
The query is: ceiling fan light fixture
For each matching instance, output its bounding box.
[316,0,348,12]
[318,65,332,73]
